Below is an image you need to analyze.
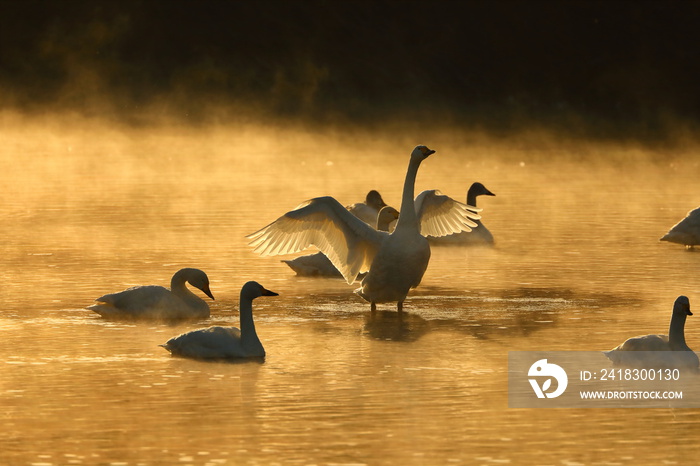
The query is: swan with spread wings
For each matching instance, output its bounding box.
[247,145,480,313]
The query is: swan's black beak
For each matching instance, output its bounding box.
[203,286,215,300]
[262,288,279,297]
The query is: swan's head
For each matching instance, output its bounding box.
[674,296,692,316]
[411,145,435,161]
[184,268,215,300]
[376,206,400,231]
[365,190,387,209]
[241,281,279,300]
[469,182,496,198]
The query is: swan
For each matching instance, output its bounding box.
[248,145,480,313]
[161,281,277,359]
[604,296,699,371]
[346,190,388,226]
[88,268,214,320]
[282,206,400,278]
[426,182,496,246]
[660,207,700,249]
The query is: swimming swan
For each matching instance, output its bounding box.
[660,207,700,249]
[604,296,699,370]
[88,268,214,320]
[426,182,496,246]
[282,206,400,278]
[347,190,388,226]
[161,281,277,359]
[248,145,480,312]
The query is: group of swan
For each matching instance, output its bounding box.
[280,181,496,277]
[84,145,699,366]
[87,265,699,366]
[609,209,700,368]
[247,145,481,312]
[85,145,483,360]
[604,296,698,371]
[88,269,276,360]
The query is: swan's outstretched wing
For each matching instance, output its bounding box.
[414,190,482,238]
[247,196,388,284]
[346,203,379,226]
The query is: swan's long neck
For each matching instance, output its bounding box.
[466,189,483,227]
[170,270,194,299]
[376,214,393,232]
[394,157,421,232]
[239,293,261,346]
[466,188,479,208]
[669,312,689,350]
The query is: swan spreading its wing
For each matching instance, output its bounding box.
[248,146,485,312]
[247,196,388,284]
[414,190,481,238]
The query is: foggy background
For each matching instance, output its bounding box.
[2,0,700,142]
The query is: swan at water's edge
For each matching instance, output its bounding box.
[248,145,480,313]
[161,281,277,359]
[604,296,699,371]
[660,207,700,249]
[427,182,496,246]
[88,268,214,320]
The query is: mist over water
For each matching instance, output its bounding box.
[2,114,700,464]
[3,1,700,465]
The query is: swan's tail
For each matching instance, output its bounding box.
[602,349,620,364]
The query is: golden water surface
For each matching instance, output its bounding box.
[2,115,700,465]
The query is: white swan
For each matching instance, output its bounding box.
[346,190,388,226]
[604,296,699,370]
[660,207,700,249]
[248,145,480,312]
[282,206,400,278]
[161,281,277,359]
[88,268,214,320]
[426,182,496,246]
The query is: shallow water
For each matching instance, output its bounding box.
[2,118,700,465]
